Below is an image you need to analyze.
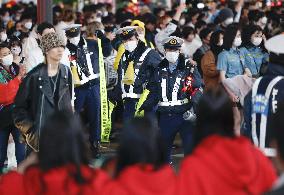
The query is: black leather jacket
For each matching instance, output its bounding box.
[13,63,73,151]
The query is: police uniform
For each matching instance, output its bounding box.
[217,48,247,78]
[116,26,161,122]
[141,37,203,161]
[64,24,112,156]
[243,34,284,157]
[240,46,269,76]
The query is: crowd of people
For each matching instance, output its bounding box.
[0,0,284,194]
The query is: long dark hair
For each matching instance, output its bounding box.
[38,111,90,183]
[223,24,240,50]
[210,30,224,58]
[115,117,167,177]
[189,87,235,153]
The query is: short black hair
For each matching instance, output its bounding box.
[190,87,235,154]
[115,117,167,176]
[37,22,54,35]
[182,26,196,39]
[223,23,240,50]
[200,27,213,41]
[195,20,207,30]
[0,42,9,50]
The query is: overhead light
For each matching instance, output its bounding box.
[197,3,205,9]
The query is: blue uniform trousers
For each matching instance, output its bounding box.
[123,98,139,123]
[75,83,101,143]
[159,112,193,162]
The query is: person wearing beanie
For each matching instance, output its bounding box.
[243,33,284,158]
[214,8,234,31]
[13,32,74,153]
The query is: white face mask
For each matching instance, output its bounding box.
[1,54,13,66]
[233,37,242,47]
[165,51,179,63]
[0,33,7,42]
[138,34,145,41]
[24,21,33,30]
[224,17,234,27]
[179,18,186,26]
[261,17,268,25]
[95,17,102,23]
[124,40,138,52]
[11,46,21,55]
[69,36,80,46]
[251,37,262,46]
[218,38,223,46]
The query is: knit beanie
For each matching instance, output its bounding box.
[215,8,234,24]
[41,32,65,53]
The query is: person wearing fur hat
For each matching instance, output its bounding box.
[13,32,74,153]
[243,33,284,158]
[140,36,203,162]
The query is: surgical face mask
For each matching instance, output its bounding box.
[138,34,145,41]
[251,37,262,46]
[95,17,102,23]
[179,18,186,26]
[69,36,80,46]
[233,37,242,47]
[223,17,234,27]
[3,16,10,23]
[11,46,21,55]
[103,11,108,17]
[24,21,33,30]
[218,38,223,46]
[124,40,138,52]
[165,51,179,63]
[261,17,268,25]
[0,33,7,42]
[1,54,13,66]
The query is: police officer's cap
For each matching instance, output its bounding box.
[163,36,184,49]
[265,33,284,65]
[63,24,82,38]
[116,26,138,41]
[265,33,284,55]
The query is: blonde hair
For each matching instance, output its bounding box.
[86,22,104,38]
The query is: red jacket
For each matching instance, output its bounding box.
[0,165,110,195]
[178,135,277,195]
[0,65,21,106]
[103,164,177,195]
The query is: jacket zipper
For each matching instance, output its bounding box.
[38,93,44,151]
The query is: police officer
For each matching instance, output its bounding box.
[141,36,203,161]
[243,33,284,157]
[116,26,161,122]
[64,24,112,157]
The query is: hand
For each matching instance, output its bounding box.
[244,69,252,78]
[189,59,197,66]
[177,3,187,12]
[17,64,26,79]
[230,94,240,103]
[17,152,38,174]
[95,30,105,39]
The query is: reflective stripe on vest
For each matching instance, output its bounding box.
[251,76,283,157]
[121,48,152,99]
